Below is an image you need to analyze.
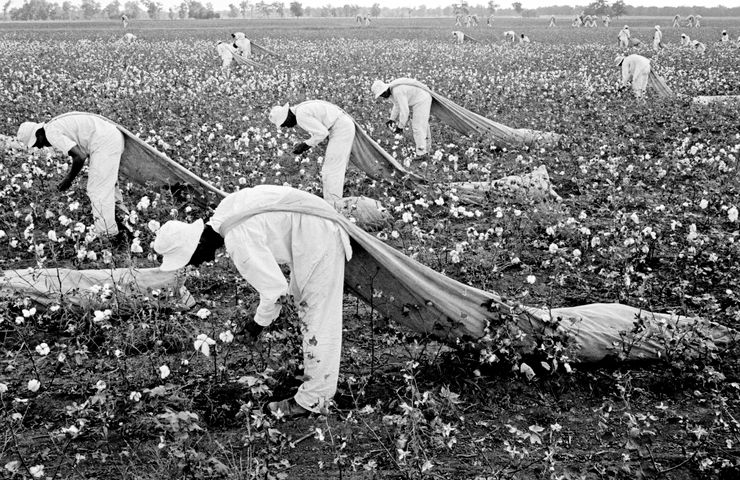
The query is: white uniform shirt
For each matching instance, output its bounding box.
[233,37,251,56]
[293,101,345,147]
[208,185,351,326]
[388,82,432,129]
[621,54,651,85]
[44,114,120,155]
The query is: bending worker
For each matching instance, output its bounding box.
[268,100,355,205]
[217,32,252,70]
[615,54,651,98]
[371,78,433,161]
[16,113,131,242]
[153,185,352,419]
[618,25,630,48]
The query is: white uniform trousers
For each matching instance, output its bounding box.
[87,132,125,235]
[321,114,355,205]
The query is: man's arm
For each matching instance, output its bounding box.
[296,111,330,147]
[57,145,87,191]
[394,91,411,129]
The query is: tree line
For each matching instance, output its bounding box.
[4,0,740,21]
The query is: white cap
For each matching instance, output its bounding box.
[232,32,246,39]
[268,103,290,127]
[153,219,204,271]
[16,122,43,148]
[624,25,629,29]
[614,54,625,66]
[655,25,660,30]
[371,80,389,99]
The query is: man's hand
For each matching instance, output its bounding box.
[293,142,311,155]
[385,120,397,131]
[394,127,404,134]
[57,178,73,191]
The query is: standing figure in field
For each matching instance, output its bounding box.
[618,25,631,48]
[467,15,478,27]
[615,54,651,98]
[603,15,611,28]
[268,101,355,206]
[548,16,556,28]
[16,114,131,242]
[685,15,695,28]
[153,185,353,419]
[455,14,463,27]
[672,14,681,29]
[680,33,691,47]
[721,30,729,43]
[371,79,433,161]
[519,33,530,44]
[121,14,128,29]
[503,30,516,43]
[487,14,494,27]
[692,40,706,54]
[653,25,665,51]
[572,16,582,28]
[694,15,702,28]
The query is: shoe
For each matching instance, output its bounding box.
[267,398,311,419]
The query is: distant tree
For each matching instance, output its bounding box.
[3,0,12,19]
[143,0,161,18]
[178,1,187,18]
[10,0,58,20]
[61,0,74,19]
[168,6,174,18]
[81,0,101,19]
[102,0,120,18]
[585,0,609,16]
[610,0,626,18]
[124,0,142,18]
[289,0,302,17]
[511,2,522,15]
[228,2,239,16]
[273,1,284,17]
[188,0,218,18]
[487,1,497,14]
[239,0,249,16]
[369,2,380,17]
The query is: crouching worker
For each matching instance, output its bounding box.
[16,113,132,244]
[615,54,651,98]
[153,185,352,419]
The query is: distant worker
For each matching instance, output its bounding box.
[672,14,680,29]
[216,32,251,71]
[572,16,582,28]
[371,78,433,161]
[122,33,136,43]
[694,15,702,28]
[452,30,465,44]
[486,14,494,27]
[16,113,131,242]
[680,33,691,47]
[693,39,706,54]
[721,30,729,43]
[268,101,355,205]
[503,30,516,42]
[618,25,631,48]
[121,14,128,29]
[548,16,556,28]
[653,25,664,50]
[519,33,530,44]
[603,15,611,27]
[615,54,651,98]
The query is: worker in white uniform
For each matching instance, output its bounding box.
[16,113,131,241]
[268,100,355,206]
[680,33,691,47]
[548,16,556,28]
[653,25,664,50]
[452,31,465,44]
[503,30,516,42]
[153,185,352,418]
[693,40,706,54]
[216,32,252,70]
[615,54,651,98]
[371,78,433,160]
[618,26,631,48]
[519,33,530,44]
[721,30,729,43]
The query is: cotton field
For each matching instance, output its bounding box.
[0,17,739,479]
